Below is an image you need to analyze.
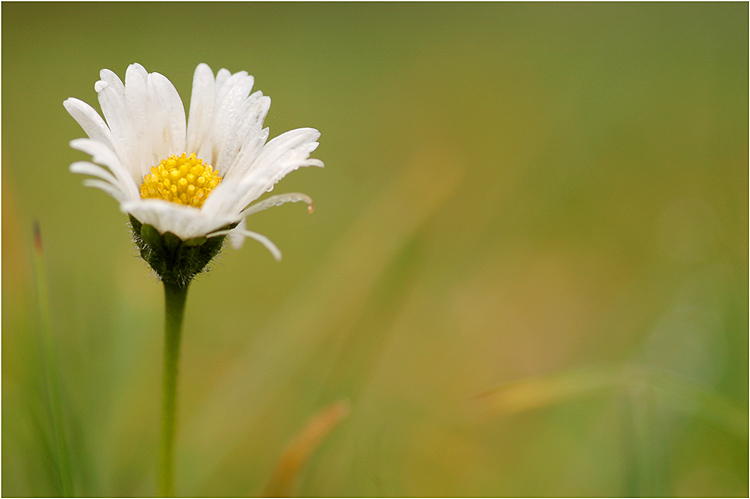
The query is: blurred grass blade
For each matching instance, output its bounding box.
[32,221,74,496]
[473,364,623,417]
[622,366,660,497]
[645,368,749,440]
[263,400,351,497]
[476,363,747,496]
[476,363,747,436]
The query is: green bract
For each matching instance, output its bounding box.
[130,215,237,289]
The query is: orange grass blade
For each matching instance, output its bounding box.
[263,400,351,497]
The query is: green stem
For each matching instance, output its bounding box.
[159,280,189,497]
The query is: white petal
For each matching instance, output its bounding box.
[220,95,272,182]
[122,199,237,241]
[186,63,215,156]
[63,98,115,150]
[252,128,322,181]
[97,69,129,141]
[214,91,266,175]
[200,171,267,219]
[214,68,232,94]
[211,71,255,169]
[207,192,313,250]
[70,138,140,199]
[82,179,127,203]
[240,192,313,218]
[124,64,152,178]
[148,71,187,160]
[233,128,323,209]
[70,161,120,186]
[97,68,138,176]
[207,227,281,261]
[228,218,247,250]
[239,229,282,261]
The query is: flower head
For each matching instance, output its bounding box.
[65,63,322,285]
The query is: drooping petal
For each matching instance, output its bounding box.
[237,229,282,261]
[213,192,313,250]
[240,192,313,218]
[207,226,282,261]
[228,218,247,250]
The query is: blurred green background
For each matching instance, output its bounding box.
[2,2,748,497]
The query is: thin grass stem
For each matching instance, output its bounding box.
[32,222,74,497]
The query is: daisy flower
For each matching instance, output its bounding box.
[64,63,322,283]
[65,64,323,495]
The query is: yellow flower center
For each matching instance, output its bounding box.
[140,153,222,208]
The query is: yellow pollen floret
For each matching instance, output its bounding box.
[140,153,222,208]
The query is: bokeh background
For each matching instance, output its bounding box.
[2,2,748,497]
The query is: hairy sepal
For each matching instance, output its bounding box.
[130,215,236,288]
